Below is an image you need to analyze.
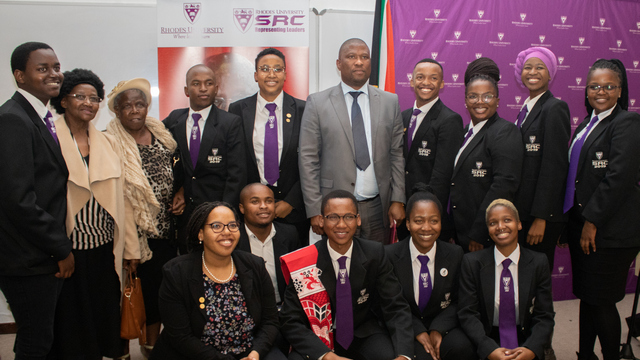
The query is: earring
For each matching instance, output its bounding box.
[199,236,203,244]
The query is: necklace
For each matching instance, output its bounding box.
[202,252,235,283]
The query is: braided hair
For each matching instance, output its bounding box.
[585,59,629,113]
[464,57,501,96]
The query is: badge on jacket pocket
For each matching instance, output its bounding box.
[208,148,222,164]
[592,152,608,168]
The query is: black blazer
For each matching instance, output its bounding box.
[570,105,640,248]
[164,106,246,209]
[457,247,554,360]
[402,99,464,208]
[449,113,523,249]
[280,238,414,359]
[514,91,570,223]
[236,222,300,300]
[0,92,70,276]
[385,239,464,336]
[151,251,279,360]
[229,92,307,223]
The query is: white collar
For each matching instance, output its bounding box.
[409,237,437,263]
[17,88,49,119]
[327,240,354,262]
[494,244,521,267]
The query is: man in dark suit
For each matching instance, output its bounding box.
[237,183,300,303]
[458,199,554,360]
[299,38,405,244]
[163,64,246,253]
[0,42,74,359]
[229,48,309,245]
[280,190,413,360]
[401,59,463,240]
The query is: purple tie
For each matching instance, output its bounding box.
[417,255,432,312]
[189,113,202,169]
[44,111,58,144]
[516,105,528,128]
[407,108,422,150]
[499,258,518,349]
[460,127,474,148]
[563,116,599,213]
[336,256,353,349]
[264,103,279,185]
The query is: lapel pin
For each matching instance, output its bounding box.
[440,268,448,277]
[199,297,205,303]
[286,113,292,118]
[286,119,291,123]
[199,304,205,309]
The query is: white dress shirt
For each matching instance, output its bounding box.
[409,239,437,306]
[186,105,212,150]
[518,91,545,127]
[17,88,49,123]
[454,119,488,166]
[568,106,615,161]
[493,244,520,326]
[409,97,439,142]
[341,82,379,201]
[254,92,284,186]
[246,224,280,303]
[327,241,353,278]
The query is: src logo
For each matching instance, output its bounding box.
[256,15,304,26]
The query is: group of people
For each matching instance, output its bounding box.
[0,35,637,360]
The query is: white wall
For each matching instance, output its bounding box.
[0,0,374,129]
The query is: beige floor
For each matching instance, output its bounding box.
[1,294,640,359]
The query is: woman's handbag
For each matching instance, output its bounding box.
[121,271,146,344]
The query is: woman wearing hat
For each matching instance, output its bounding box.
[512,47,571,270]
[106,78,184,357]
[49,69,140,359]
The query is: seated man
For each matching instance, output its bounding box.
[280,190,413,360]
[458,199,554,360]
[237,182,300,304]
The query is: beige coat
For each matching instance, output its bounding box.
[55,117,140,281]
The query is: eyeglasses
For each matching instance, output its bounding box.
[68,94,101,104]
[324,214,358,224]
[465,93,496,104]
[587,85,620,92]
[258,66,285,74]
[206,221,240,233]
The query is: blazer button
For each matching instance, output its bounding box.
[575,180,579,183]
[192,176,196,180]
[278,191,282,194]
[451,182,455,186]
[452,205,457,209]
[405,171,409,174]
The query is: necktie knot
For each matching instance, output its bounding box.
[265,102,277,114]
[349,91,363,102]
[192,112,202,122]
[418,255,429,267]
[337,256,348,269]
[412,108,422,117]
[502,258,512,269]
[45,110,52,122]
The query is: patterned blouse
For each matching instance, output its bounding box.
[137,136,174,240]
[201,274,255,355]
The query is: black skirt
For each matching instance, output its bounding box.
[49,241,125,358]
[137,238,177,325]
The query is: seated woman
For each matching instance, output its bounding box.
[458,199,554,360]
[150,202,285,360]
[386,183,475,360]
[49,68,140,359]
[449,58,523,252]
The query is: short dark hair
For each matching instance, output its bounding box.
[414,58,443,72]
[321,190,358,216]
[11,42,54,73]
[255,48,286,70]
[187,202,240,253]
[464,57,500,97]
[406,183,442,218]
[338,38,368,58]
[50,68,104,114]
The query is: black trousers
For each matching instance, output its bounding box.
[0,273,64,360]
[288,333,398,360]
